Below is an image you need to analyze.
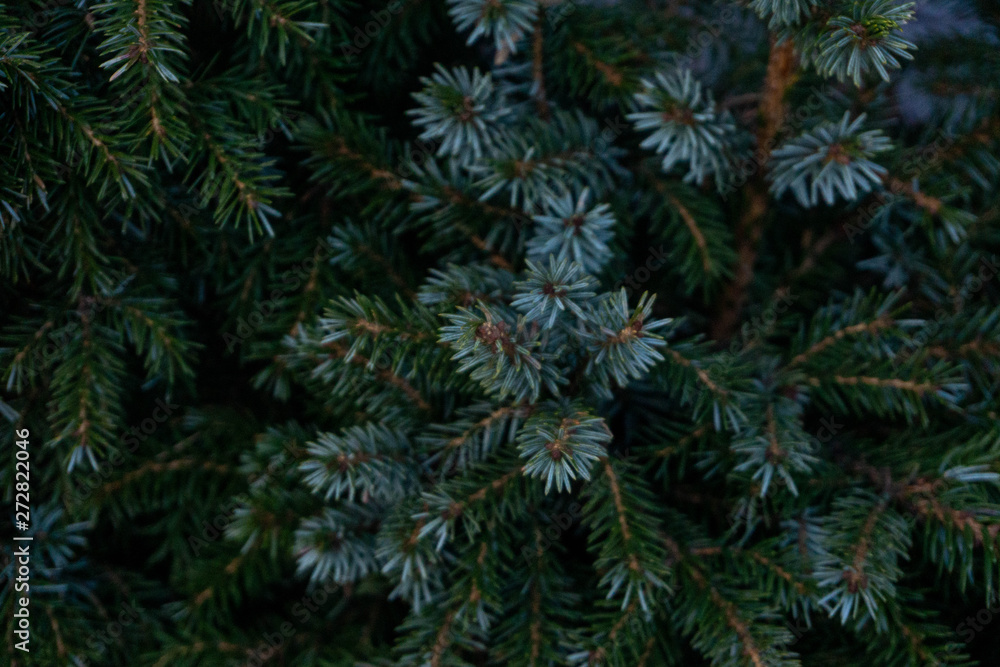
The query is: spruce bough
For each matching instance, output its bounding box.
[1,0,999,665]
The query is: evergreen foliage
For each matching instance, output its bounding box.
[2,0,1000,665]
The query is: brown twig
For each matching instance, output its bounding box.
[572,41,625,87]
[323,341,432,412]
[666,192,711,272]
[883,175,943,215]
[665,535,767,667]
[807,375,939,396]
[532,13,551,120]
[710,38,798,342]
[324,138,514,269]
[787,316,893,368]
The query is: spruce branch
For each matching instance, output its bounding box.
[299,423,417,503]
[421,403,531,473]
[447,0,536,56]
[531,11,550,120]
[628,67,736,188]
[583,290,671,394]
[516,400,610,493]
[409,64,511,161]
[770,112,891,207]
[815,0,916,86]
[511,257,597,328]
[665,535,800,667]
[526,188,615,274]
[583,459,670,611]
[440,302,562,402]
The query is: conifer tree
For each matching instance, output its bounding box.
[2,0,1000,665]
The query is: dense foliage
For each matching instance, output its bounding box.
[2,0,1000,665]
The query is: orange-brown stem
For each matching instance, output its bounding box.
[710,39,798,342]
